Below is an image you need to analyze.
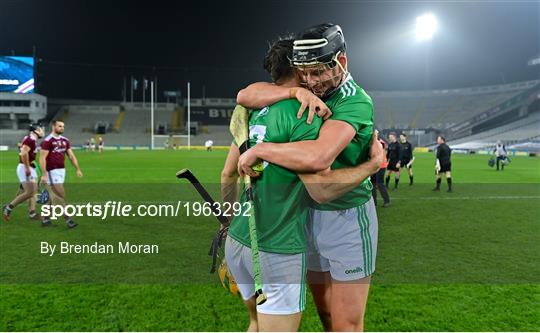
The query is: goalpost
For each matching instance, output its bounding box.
[153,134,190,150]
[150,81,191,150]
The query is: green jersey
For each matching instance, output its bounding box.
[312,74,375,211]
[228,99,322,254]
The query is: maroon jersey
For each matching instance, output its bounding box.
[19,135,37,165]
[41,134,71,171]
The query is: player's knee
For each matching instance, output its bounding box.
[332,313,364,332]
[21,187,36,199]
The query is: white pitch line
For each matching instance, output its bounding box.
[391,195,540,200]
[64,196,540,205]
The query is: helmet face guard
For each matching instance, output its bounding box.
[293,53,345,98]
[29,123,44,138]
[292,25,347,98]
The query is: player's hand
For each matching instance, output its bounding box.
[237,148,261,178]
[294,88,332,124]
[41,175,48,185]
[396,162,401,169]
[76,169,83,177]
[369,133,384,170]
[407,162,412,168]
[25,167,31,177]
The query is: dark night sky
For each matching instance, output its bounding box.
[1,0,539,100]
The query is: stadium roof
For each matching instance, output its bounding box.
[1,0,538,100]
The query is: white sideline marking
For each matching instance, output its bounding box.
[391,195,540,200]
[66,196,540,205]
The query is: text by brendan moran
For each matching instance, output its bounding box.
[40,241,159,256]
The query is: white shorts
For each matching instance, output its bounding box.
[306,198,378,281]
[224,237,307,315]
[47,168,66,185]
[16,164,38,183]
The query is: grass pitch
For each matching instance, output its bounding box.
[1,150,539,331]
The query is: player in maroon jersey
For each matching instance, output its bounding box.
[3,123,45,221]
[39,120,83,228]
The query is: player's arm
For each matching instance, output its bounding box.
[396,144,402,168]
[20,144,31,176]
[409,144,415,166]
[221,143,241,207]
[66,149,83,177]
[39,149,49,183]
[299,136,383,204]
[238,119,355,176]
[237,83,331,123]
[237,82,290,109]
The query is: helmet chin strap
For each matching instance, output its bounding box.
[32,130,43,139]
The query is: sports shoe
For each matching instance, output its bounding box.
[66,220,78,229]
[42,220,54,227]
[3,205,12,221]
[382,202,390,208]
[29,211,40,220]
[432,187,440,192]
[447,188,452,193]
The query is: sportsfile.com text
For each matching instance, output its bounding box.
[41,201,252,220]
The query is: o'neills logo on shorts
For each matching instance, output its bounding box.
[345,267,363,274]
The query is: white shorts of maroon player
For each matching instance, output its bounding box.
[16,164,38,183]
[47,168,66,185]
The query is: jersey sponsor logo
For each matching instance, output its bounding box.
[254,106,270,120]
[345,266,363,275]
[51,140,68,153]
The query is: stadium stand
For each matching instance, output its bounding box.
[448,112,540,150]
[370,80,536,129]
[1,80,537,151]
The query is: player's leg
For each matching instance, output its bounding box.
[370,174,378,205]
[384,169,391,189]
[433,171,442,191]
[4,166,38,220]
[4,182,37,220]
[408,166,414,185]
[4,185,22,218]
[306,208,333,330]
[244,297,258,332]
[330,277,371,331]
[394,169,400,189]
[49,183,66,206]
[28,194,38,220]
[377,168,390,207]
[47,169,76,227]
[257,312,302,332]
[496,156,501,170]
[445,171,452,192]
[256,251,306,332]
[307,270,332,331]
[225,237,258,331]
[313,201,378,331]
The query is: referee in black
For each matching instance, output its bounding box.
[399,133,415,186]
[385,132,402,190]
[434,135,452,192]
